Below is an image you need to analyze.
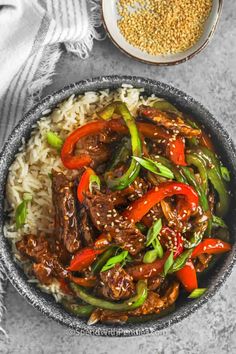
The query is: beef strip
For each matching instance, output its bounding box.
[107,177,149,206]
[16,233,68,285]
[75,135,110,168]
[91,280,179,324]
[100,264,135,300]
[52,170,80,253]
[83,191,145,255]
[78,205,95,247]
[160,199,185,232]
[138,105,201,138]
[142,203,163,227]
[195,253,212,272]
[147,275,165,291]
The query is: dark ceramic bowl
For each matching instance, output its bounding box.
[0,76,235,337]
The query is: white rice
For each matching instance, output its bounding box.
[5,86,162,300]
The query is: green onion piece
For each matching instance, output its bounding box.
[16,201,27,229]
[143,249,159,264]
[146,219,162,246]
[101,250,129,272]
[133,156,174,179]
[15,193,32,229]
[145,219,163,259]
[163,251,174,276]
[89,174,101,193]
[91,246,117,274]
[46,131,63,150]
[188,288,207,299]
[168,249,193,273]
[220,166,230,182]
[152,238,164,259]
[212,215,227,229]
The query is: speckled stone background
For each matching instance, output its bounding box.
[1,1,236,353]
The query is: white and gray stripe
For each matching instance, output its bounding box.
[0,0,102,148]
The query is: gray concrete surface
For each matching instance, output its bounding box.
[1,1,236,353]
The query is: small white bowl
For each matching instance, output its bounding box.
[102,0,223,65]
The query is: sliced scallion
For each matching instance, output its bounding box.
[143,249,159,264]
[46,131,63,150]
[15,193,32,229]
[220,166,230,182]
[101,250,129,272]
[212,215,227,229]
[188,288,207,299]
[168,249,192,273]
[163,251,174,276]
[89,174,101,193]
[132,156,174,179]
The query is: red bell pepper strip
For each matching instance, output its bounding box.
[126,252,169,280]
[77,168,96,202]
[160,226,184,258]
[191,239,231,258]
[167,137,187,166]
[61,120,107,169]
[67,247,105,272]
[176,260,198,292]
[70,276,97,288]
[123,182,199,223]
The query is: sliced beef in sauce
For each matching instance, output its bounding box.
[75,135,110,168]
[107,177,149,207]
[83,191,145,255]
[142,203,163,227]
[138,105,201,138]
[16,233,68,285]
[52,170,80,253]
[16,232,49,260]
[78,205,95,247]
[147,275,165,291]
[160,199,185,232]
[195,253,212,272]
[100,264,135,300]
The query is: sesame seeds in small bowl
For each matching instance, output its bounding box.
[102,0,223,65]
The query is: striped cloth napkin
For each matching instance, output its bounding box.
[0,0,102,332]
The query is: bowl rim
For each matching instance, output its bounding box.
[101,0,223,66]
[0,75,236,337]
